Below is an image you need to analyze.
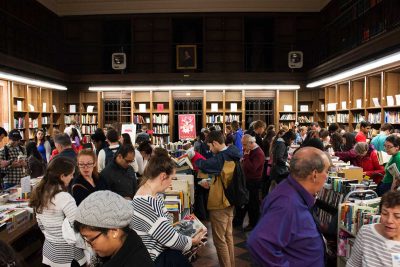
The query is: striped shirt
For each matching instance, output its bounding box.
[36,192,85,267]
[0,144,26,185]
[130,194,192,260]
[346,223,400,267]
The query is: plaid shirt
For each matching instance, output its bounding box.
[0,143,27,184]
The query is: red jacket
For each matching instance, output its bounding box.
[191,152,206,171]
[242,146,265,181]
[335,145,384,181]
[355,131,367,143]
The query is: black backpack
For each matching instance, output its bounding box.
[104,146,120,167]
[221,161,249,208]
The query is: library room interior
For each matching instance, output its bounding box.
[1,0,400,266]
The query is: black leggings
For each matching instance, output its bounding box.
[155,249,192,267]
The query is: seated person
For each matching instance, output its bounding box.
[335,142,384,183]
[346,191,400,267]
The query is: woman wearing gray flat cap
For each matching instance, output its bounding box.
[74,190,154,267]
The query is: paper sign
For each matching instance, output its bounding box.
[396,95,400,106]
[139,103,146,112]
[327,103,337,111]
[121,124,137,145]
[356,99,362,109]
[283,105,293,112]
[69,104,76,113]
[300,105,308,112]
[211,103,219,112]
[157,104,164,112]
[17,100,22,111]
[21,176,31,193]
[341,101,346,110]
[321,104,324,111]
[372,97,380,107]
[28,104,34,112]
[42,103,47,112]
[178,114,196,140]
[230,103,237,112]
[387,96,395,106]
[87,105,94,113]
[52,105,57,112]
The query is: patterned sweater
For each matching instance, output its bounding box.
[130,194,192,260]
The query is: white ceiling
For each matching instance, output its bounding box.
[37,0,331,16]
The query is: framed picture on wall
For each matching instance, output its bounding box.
[176,45,197,70]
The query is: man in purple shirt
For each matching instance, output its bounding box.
[248,147,329,267]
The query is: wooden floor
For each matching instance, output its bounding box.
[193,221,258,267]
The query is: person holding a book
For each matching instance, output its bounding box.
[377,135,400,196]
[130,149,206,266]
[335,142,385,183]
[74,190,154,267]
[346,191,400,267]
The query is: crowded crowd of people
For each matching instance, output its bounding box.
[0,118,399,267]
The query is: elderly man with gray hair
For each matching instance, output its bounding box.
[248,147,329,267]
[239,134,265,231]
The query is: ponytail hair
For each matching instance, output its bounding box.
[140,148,175,187]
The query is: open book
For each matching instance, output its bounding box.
[387,163,400,180]
[377,151,392,165]
[174,214,207,237]
[171,155,193,170]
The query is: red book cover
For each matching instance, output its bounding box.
[178,114,196,140]
[157,104,164,112]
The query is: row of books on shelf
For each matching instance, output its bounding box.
[81,125,97,135]
[153,136,170,146]
[206,115,223,123]
[14,118,25,129]
[327,114,336,124]
[153,114,169,124]
[353,114,366,123]
[318,187,344,208]
[316,209,334,226]
[336,113,349,123]
[28,118,39,128]
[280,114,295,120]
[384,111,400,124]
[225,115,240,123]
[339,198,381,236]
[298,116,313,123]
[42,116,50,124]
[133,115,151,124]
[64,115,80,124]
[367,112,381,123]
[81,114,97,124]
[153,125,169,134]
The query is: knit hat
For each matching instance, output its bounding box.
[75,190,133,229]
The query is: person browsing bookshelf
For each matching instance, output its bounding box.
[377,135,400,196]
[130,148,206,266]
[346,191,400,267]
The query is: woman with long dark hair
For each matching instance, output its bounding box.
[34,128,51,163]
[30,157,85,267]
[26,141,46,178]
[130,149,205,266]
[269,130,296,184]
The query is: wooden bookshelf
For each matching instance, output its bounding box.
[224,90,243,131]
[297,90,315,126]
[204,90,224,128]
[11,83,28,140]
[277,90,297,129]
[133,91,152,137]
[152,91,172,145]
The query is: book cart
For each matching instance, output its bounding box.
[336,190,380,267]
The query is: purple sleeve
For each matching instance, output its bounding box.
[75,136,80,147]
[247,195,294,267]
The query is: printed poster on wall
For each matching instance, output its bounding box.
[178,114,196,140]
[121,124,137,145]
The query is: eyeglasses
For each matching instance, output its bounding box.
[385,145,395,150]
[123,158,135,164]
[78,162,95,168]
[82,232,102,246]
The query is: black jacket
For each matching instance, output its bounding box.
[71,174,108,206]
[99,160,137,199]
[102,229,154,267]
[54,148,77,161]
[270,138,289,182]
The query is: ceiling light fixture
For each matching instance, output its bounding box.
[88,84,300,91]
[307,50,400,88]
[0,71,67,90]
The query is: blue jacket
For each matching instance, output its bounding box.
[233,128,243,155]
[196,145,242,175]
